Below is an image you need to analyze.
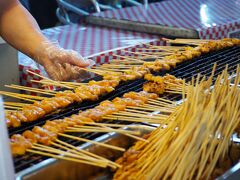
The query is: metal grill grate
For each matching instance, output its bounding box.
[13,46,240,172]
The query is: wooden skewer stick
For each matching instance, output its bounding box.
[52,142,119,169]
[27,149,107,168]
[112,54,145,62]
[104,114,167,120]
[55,139,120,167]
[165,90,183,94]
[121,50,158,58]
[103,116,166,124]
[0,91,45,100]
[148,98,176,105]
[106,118,165,124]
[144,104,176,110]
[157,97,176,104]
[31,80,74,89]
[66,127,140,135]
[93,67,127,72]
[50,142,110,163]
[126,106,174,113]
[0,91,37,102]
[147,100,177,107]
[5,85,55,96]
[58,133,125,152]
[33,143,106,163]
[4,102,28,107]
[4,105,22,110]
[74,122,155,130]
[124,108,166,114]
[77,67,104,76]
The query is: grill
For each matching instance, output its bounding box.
[13,46,240,173]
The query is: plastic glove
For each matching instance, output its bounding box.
[34,41,94,81]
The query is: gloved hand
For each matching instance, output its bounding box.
[34,41,94,81]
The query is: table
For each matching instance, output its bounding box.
[86,0,240,39]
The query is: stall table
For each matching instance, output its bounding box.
[86,0,240,39]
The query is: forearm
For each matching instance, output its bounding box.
[0,0,91,81]
[0,0,49,62]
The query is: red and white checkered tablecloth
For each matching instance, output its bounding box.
[19,24,165,89]
[90,0,240,39]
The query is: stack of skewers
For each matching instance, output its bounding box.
[113,66,240,179]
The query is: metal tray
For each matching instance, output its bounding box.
[16,125,154,180]
[15,121,240,179]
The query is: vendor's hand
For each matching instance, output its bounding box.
[35,42,94,81]
[42,49,92,81]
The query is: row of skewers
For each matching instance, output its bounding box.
[10,89,179,163]
[92,38,240,75]
[4,73,183,128]
[113,66,240,180]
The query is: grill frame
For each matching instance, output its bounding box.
[13,46,240,173]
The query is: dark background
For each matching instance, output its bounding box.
[20,0,58,29]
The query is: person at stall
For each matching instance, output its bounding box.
[0,0,91,81]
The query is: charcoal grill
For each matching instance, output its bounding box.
[12,45,240,174]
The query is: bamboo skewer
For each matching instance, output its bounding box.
[126,106,174,113]
[112,54,145,62]
[5,85,56,95]
[73,123,151,142]
[121,50,158,58]
[27,149,107,168]
[0,91,45,100]
[66,126,140,135]
[33,143,102,162]
[4,106,22,110]
[31,80,74,89]
[0,91,37,102]
[55,139,119,166]
[58,133,125,152]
